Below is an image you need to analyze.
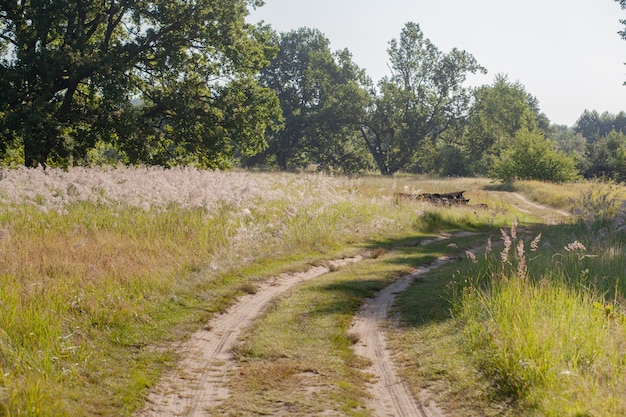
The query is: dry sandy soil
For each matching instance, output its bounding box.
[349,255,453,417]
[135,250,458,417]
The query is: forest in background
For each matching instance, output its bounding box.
[1,0,626,183]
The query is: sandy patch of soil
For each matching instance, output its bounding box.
[510,192,571,222]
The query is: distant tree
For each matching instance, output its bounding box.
[255,28,374,173]
[551,125,587,172]
[0,0,282,167]
[574,110,626,143]
[464,74,544,175]
[574,110,603,142]
[584,130,626,181]
[617,0,626,83]
[490,128,580,184]
[360,22,486,175]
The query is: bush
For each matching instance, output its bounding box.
[490,129,580,184]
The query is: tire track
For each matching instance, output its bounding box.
[350,257,452,417]
[135,256,364,417]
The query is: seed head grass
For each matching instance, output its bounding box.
[453,212,626,416]
[0,167,508,416]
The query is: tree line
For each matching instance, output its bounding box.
[1,0,625,183]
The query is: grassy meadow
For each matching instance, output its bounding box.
[1,167,625,416]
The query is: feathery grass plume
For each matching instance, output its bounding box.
[500,228,512,264]
[486,237,492,253]
[530,233,542,252]
[516,239,527,277]
[564,240,586,252]
[466,250,478,263]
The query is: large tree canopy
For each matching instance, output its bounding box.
[360,22,485,175]
[0,0,281,167]
[464,74,546,175]
[254,27,374,172]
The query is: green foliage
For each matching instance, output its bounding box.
[360,22,486,175]
[490,129,580,183]
[464,74,545,175]
[454,221,626,415]
[253,28,374,173]
[583,130,626,181]
[0,0,281,167]
[574,109,626,143]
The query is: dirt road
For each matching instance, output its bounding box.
[136,192,568,416]
[510,192,570,223]
[135,256,364,417]
[136,246,457,417]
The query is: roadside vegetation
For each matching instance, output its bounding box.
[391,181,626,416]
[1,167,626,416]
[0,167,494,416]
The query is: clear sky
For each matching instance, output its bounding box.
[248,0,626,127]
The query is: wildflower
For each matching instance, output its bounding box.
[516,239,525,260]
[530,233,541,251]
[465,250,477,263]
[516,240,527,277]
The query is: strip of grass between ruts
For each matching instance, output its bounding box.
[216,233,488,416]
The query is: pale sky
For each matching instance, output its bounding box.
[248,0,626,127]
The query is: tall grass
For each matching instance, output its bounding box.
[0,167,503,416]
[454,200,626,416]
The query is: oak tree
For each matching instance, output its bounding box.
[255,27,373,173]
[0,0,281,167]
[360,22,485,175]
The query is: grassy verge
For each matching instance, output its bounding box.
[390,190,626,416]
[0,169,504,416]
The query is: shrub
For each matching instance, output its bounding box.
[490,129,581,184]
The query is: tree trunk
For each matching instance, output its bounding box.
[359,126,392,176]
[22,121,55,168]
[23,136,49,168]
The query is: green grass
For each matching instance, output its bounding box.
[0,172,507,416]
[5,170,626,416]
[387,204,626,416]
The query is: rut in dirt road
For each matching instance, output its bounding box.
[350,256,452,417]
[135,255,365,417]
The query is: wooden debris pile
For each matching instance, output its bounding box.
[395,190,485,208]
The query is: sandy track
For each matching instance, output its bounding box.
[349,257,452,417]
[135,255,364,417]
[510,192,571,221]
